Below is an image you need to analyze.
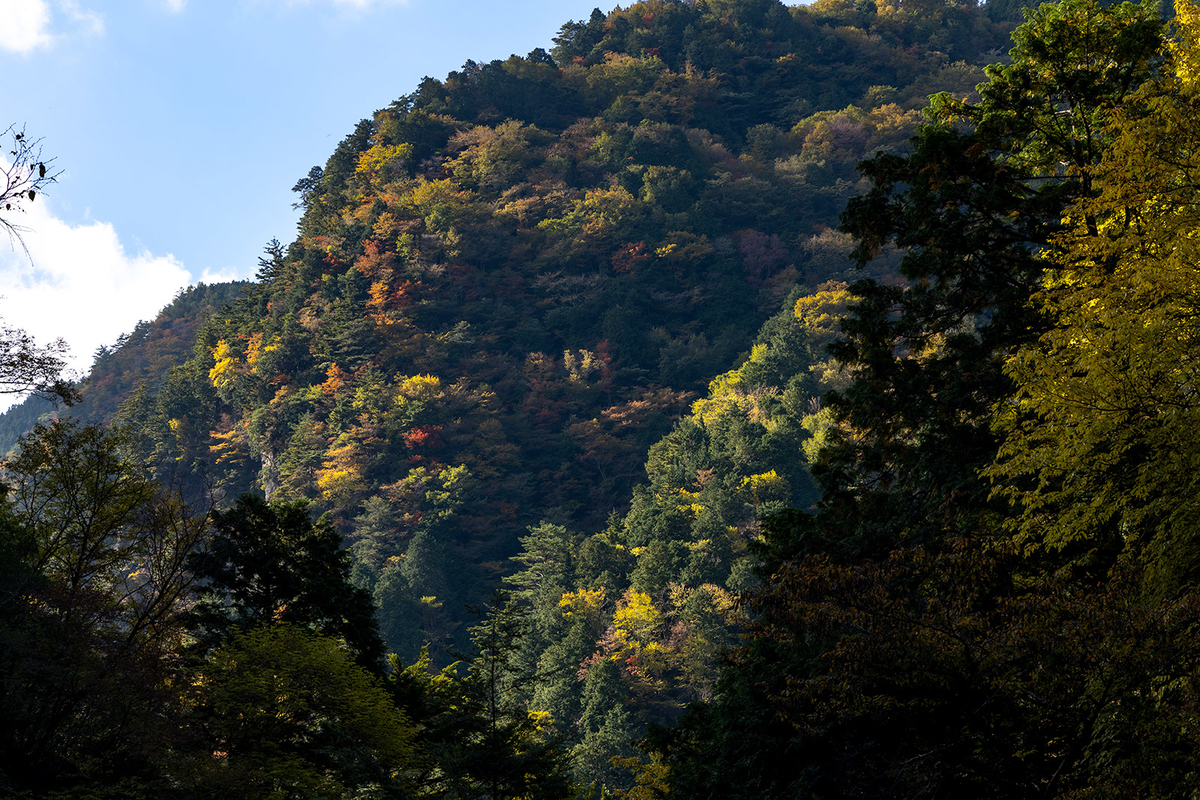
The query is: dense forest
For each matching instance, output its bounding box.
[89,0,1015,668]
[9,0,1200,795]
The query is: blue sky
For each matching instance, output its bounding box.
[0,0,605,380]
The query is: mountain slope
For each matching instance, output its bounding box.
[12,0,1019,663]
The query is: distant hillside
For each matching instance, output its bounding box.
[0,282,248,454]
[0,395,55,456]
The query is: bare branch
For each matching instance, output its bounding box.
[0,125,75,404]
[1,124,63,259]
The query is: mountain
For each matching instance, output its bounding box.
[14,0,1200,795]
[94,0,1015,660]
[3,0,1019,656]
[0,0,1022,788]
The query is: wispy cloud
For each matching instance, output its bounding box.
[0,197,195,381]
[60,0,104,36]
[164,0,186,12]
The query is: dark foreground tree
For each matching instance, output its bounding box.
[184,493,386,670]
[0,420,206,796]
[815,0,1163,557]
[171,624,419,800]
[739,536,1200,797]
[655,0,1171,795]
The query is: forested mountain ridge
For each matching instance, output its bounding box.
[0,1,1023,789]
[13,0,1200,795]
[90,0,1016,667]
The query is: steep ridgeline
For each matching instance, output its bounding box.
[0,282,248,455]
[109,0,1016,666]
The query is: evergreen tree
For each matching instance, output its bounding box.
[185,493,386,670]
[389,596,574,800]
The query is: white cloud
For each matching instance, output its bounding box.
[164,0,186,12]
[197,266,242,284]
[0,0,103,54]
[0,0,54,54]
[0,197,195,385]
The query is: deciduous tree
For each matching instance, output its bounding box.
[176,624,417,800]
[0,124,60,252]
[0,420,205,794]
[989,0,1200,591]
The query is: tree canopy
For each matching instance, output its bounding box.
[21,0,1200,795]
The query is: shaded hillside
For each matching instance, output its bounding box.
[490,280,857,789]
[44,0,1018,661]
